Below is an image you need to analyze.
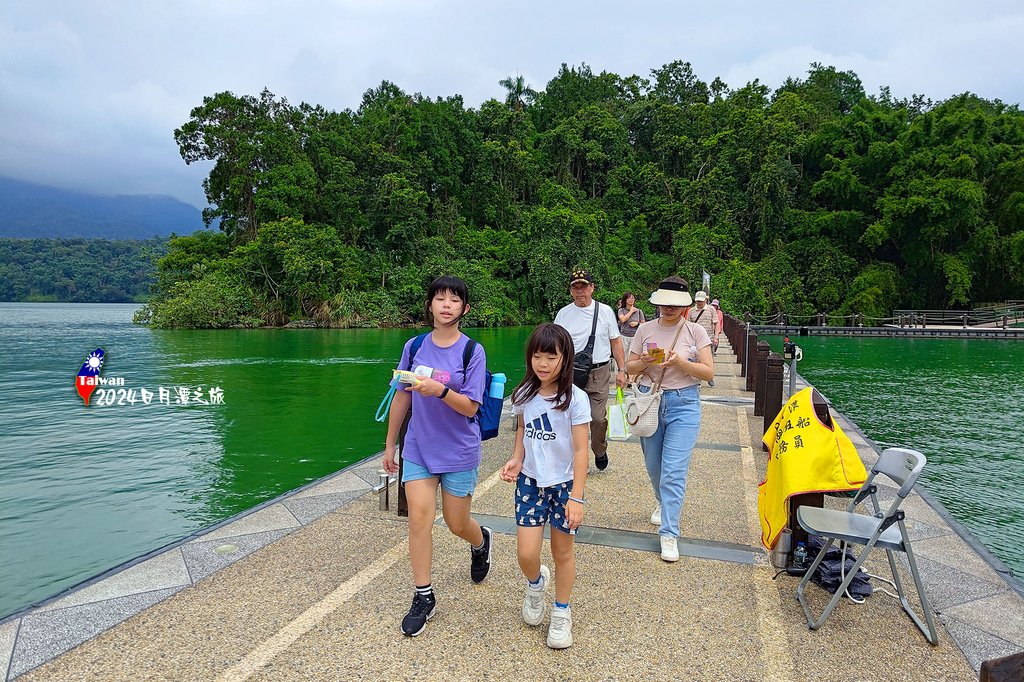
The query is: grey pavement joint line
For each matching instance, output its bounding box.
[697,442,744,452]
[738,407,794,681]
[464,514,758,564]
[216,467,507,682]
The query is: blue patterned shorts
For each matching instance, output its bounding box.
[514,473,576,536]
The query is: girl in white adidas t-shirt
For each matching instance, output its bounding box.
[500,323,591,649]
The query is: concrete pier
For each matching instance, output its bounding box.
[2,338,1022,680]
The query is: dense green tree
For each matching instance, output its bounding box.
[0,238,166,302]
[116,61,1024,327]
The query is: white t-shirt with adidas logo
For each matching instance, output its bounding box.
[512,385,592,488]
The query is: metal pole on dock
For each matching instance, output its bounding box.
[745,329,758,391]
[764,352,784,435]
[784,340,801,400]
[376,471,391,511]
[742,314,751,381]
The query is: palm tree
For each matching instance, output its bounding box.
[498,74,537,112]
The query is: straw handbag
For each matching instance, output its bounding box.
[624,321,687,438]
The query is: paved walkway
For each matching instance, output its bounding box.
[4,340,1023,680]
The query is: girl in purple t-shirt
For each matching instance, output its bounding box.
[383,276,491,637]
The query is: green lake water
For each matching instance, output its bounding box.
[0,303,532,617]
[763,334,1024,581]
[1,304,1021,618]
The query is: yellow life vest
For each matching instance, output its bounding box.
[758,387,867,549]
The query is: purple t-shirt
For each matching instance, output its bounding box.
[397,333,486,473]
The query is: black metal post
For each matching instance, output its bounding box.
[754,341,770,416]
[745,330,758,388]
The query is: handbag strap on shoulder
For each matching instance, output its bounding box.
[581,302,601,355]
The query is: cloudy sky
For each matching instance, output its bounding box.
[2,1,1022,208]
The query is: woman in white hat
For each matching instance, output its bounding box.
[624,276,715,562]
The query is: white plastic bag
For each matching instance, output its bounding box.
[607,387,631,441]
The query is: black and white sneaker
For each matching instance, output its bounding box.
[401,592,436,636]
[470,526,492,583]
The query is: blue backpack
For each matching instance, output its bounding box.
[406,333,502,441]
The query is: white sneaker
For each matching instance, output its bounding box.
[522,565,549,626]
[650,505,661,526]
[547,606,573,649]
[660,536,679,562]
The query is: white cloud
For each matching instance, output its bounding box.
[1,1,1023,207]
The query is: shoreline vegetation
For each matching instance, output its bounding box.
[11,60,1024,328]
[0,238,165,304]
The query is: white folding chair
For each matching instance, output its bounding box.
[795,447,938,644]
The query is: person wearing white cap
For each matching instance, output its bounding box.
[709,299,724,354]
[625,276,715,562]
[688,291,719,387]
[554,268,626,472]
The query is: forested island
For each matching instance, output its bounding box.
[0,238,165,303]
[128,61,1024,327]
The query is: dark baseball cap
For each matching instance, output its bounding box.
[569,268,594,286]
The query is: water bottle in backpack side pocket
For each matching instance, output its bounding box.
[489,372,506,399]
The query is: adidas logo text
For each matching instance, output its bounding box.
[525,413,557,441]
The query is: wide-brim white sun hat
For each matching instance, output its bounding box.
[649,279,693,307]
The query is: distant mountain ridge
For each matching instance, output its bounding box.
[0,177,208,239]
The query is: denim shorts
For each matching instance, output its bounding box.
[514,474,576,535]
[401,458,479,497]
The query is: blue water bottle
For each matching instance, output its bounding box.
[489,373,506,399]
